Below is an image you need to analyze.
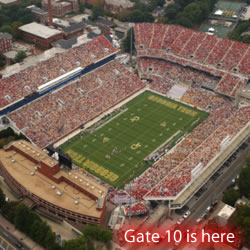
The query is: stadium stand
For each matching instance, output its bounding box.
[134,23,249,98]
[2,23,249,207]
[0,35,116,110]
[128,23,250,202]
[7,61,145,148]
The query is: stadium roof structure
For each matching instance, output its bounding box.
[19,22,62,39]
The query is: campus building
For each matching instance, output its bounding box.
[19,22,63,49]
[104,0,135,14]
[0,32,12,54]
[42,0,79,17]
[0,140,107,224]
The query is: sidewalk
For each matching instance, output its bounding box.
[0,215,44,250]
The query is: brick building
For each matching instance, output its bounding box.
[0,33,12,54]
[42,0,79,17]
[0,140,107,224]
[104,0,134,14]
[19,22,63,49]
[29,6,49,25]
[79,0,104,6]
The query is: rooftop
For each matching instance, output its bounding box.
[0,32,12,40]
[13,140,58,168]
[0,141,108,218]
[19,22,62,39]
[0,0,18,4]
[217,204,236,219]
[31,6,48,16]
[105,0,134,8]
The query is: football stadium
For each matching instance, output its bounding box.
[0,23,250,217]
[61,91,208,187]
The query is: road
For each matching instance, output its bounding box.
[0,225,30,250]
[187,142,250,222]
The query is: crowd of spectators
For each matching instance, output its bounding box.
[145,106,250,198]
[130,99,249,200]
[0,35,116,109]
[138,58,220,91]
[123,202,148,216]
[134,23,250,96]
[8,61,145,148]
[121,23,250,200]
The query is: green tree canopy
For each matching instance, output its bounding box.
[222,188,241,207]
[92,6,105,20]
[0,188,6,210]
[15,51,27,63]
[238,158,250,197]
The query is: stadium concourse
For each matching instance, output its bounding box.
[0,23,250,211]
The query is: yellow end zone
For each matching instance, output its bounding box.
[66,149,119,182]
[148,95,197,117]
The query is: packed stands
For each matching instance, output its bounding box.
[123,202,148,216]
[0,35,116,110]
[144,106,250,198]
[130,95,234,200]
[134,23,249,97]
[3,22,250,205]
[138,57,220,91]
[123,23,250,201]
[8,61,145,148]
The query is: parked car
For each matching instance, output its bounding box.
[177,217,184,225]
[183,210,191,219]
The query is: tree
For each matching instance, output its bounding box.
[44,226,57,250]
[165,4,179,20]
[0,188,6,210]
[63,237,86,250]
[0,25,13,35]
[222,188,240,207]
[1,201,19,223]
[176,15,193,28]
[0,58,5,68]
[232,205,250,245]
[91,6,104,20]
[238,159,250,197]
[30,220,43,242]
[82,225,112,244]
[15,51,27,63]
[100,229,112,243]
[181,2,202,26]
[14,203,32,233]
[12,21,23,39]
[79,3,85,13]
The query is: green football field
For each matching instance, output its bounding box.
[61,91,208,187]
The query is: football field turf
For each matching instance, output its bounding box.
[61,91,208,187]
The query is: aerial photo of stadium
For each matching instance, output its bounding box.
[0,21,249,235]
[61,91,208,187]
